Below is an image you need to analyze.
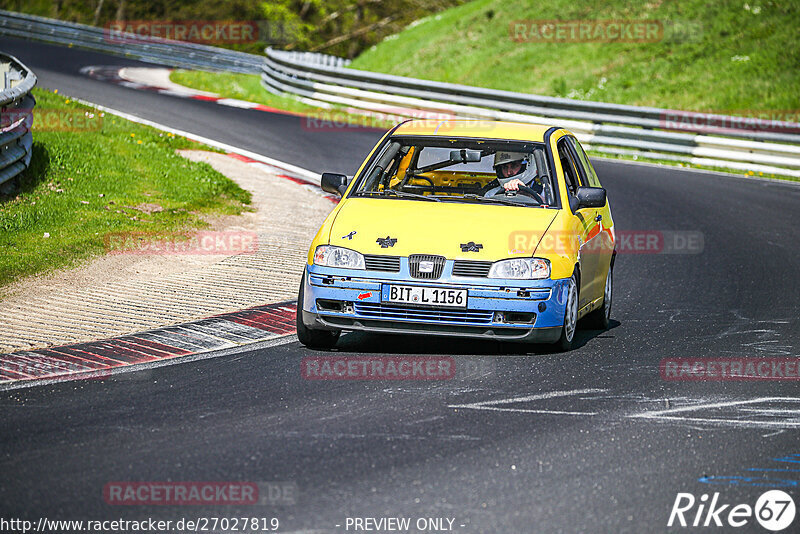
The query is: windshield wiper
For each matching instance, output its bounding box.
[443,194,524,207]
[359,190,440,202]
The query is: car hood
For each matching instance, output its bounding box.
[328,198,558,260]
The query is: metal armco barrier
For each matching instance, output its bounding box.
[0,52,35,191]
[262,48,800,178]
[0,11,263,74]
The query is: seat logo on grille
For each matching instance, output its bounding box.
[418,261,435,273]
[460,241,483,252]
[376,236,398,248]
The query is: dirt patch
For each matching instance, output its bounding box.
[134,202,164,214]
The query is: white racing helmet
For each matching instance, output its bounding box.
[493,151,528,178]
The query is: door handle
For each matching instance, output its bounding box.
[595,214,602,222]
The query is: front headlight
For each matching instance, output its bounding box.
[313,245,365,269]
[488,258,550,279]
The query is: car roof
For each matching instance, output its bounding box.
[391,120,554,142]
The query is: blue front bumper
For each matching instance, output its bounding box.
[300,261,570,343]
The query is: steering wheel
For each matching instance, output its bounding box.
[517,184,545,203]
[487,184,544,203]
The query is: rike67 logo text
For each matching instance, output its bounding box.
[668,490,795,531]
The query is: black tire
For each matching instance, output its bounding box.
[296,271,340,350]
[554,271,579,352]
[584,262,613,330]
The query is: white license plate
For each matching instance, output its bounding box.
[385,285,467,308]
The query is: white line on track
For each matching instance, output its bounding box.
[629,397,800,428]
[448,387,608,415]
[739,407,800,414]
[629,397,800,416]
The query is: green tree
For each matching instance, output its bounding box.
[0,0,462,57]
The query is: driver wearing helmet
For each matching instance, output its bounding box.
[494,151,535,192]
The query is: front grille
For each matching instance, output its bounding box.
[354,302,493,325]
[364,254,401,272]
[452,260,492,277]
[408,254,445,279]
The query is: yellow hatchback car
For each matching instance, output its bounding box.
[297,120,615,351]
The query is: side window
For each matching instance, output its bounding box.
[568,137,602,187]
[557,140,581,195]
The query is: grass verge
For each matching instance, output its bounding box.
[0,88,251,288]
[350,0,800,113]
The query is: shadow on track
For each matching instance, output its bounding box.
[327,319,621,356]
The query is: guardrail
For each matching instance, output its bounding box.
[262,48,800,178]
[0,10,263,74]
[0,52,35,192]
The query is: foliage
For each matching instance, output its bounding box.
[1,0,463,57]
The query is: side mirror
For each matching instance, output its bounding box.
[449,149,482,163]
[321,172,348,196]
[573,186,606,210]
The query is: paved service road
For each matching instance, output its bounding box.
[2,36,800,533]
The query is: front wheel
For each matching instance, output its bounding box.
[554,272,579,352]
[584,263,612,330]
[296,270,340,350]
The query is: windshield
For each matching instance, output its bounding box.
[352,137,557,207]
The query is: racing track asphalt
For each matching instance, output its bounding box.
[2,37,800,533]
